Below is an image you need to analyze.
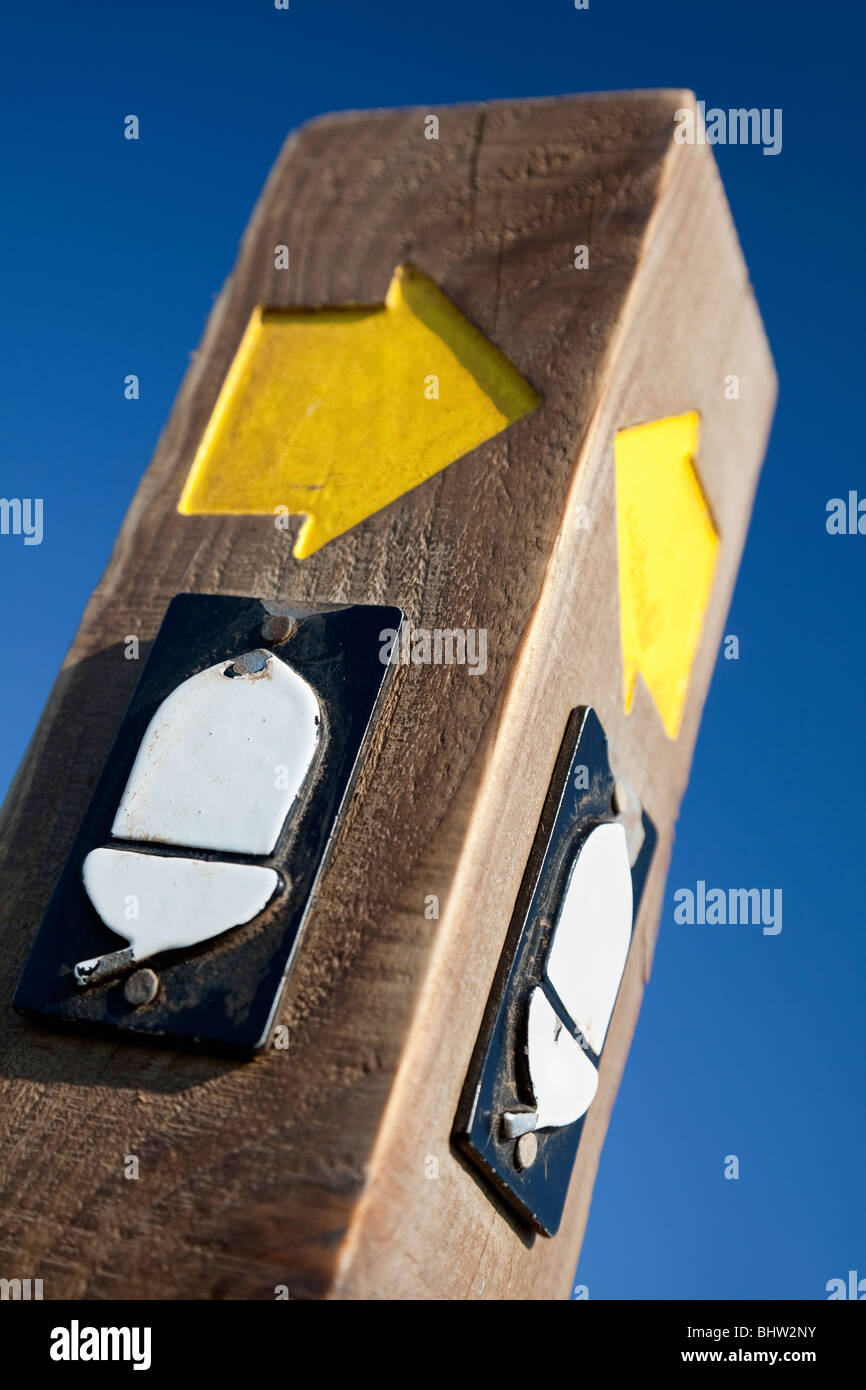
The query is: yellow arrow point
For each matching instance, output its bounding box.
[178,264,540,557]
[615,412,718,740]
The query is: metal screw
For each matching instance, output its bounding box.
[261,614,298,645]
[514,1132,538,1170]
[124,968,160,1007]
[225,650,270,679]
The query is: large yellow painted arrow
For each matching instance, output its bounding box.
[615,411,718,740]
[179,264,540,558]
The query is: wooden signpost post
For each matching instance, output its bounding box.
[0,91,775,1300]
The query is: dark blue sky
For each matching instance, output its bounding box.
[2,1,862,1299]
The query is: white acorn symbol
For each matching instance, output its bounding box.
[74,650,320,986]
[504,822,634,1137]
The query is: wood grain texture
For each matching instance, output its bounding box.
[0,92,775,1300]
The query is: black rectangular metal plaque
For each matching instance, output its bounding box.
[14,593,401,1058]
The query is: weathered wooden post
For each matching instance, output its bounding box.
[0,92,775,1299]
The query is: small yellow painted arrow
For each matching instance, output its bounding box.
[615,412,718,740]
[179,264,540,558]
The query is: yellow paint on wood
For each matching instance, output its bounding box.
[615,411,718,740]
[178,264,541,557]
